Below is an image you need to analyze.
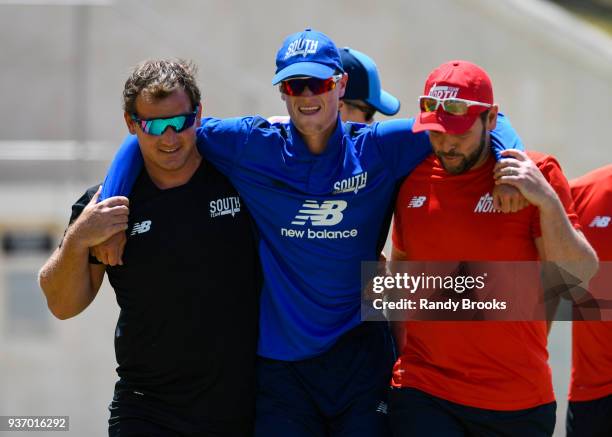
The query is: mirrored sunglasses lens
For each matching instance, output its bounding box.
[147,115,189,135]
[307,77,335,94]
[281,77,335,96]
[420,97,439,112]
[281,79,307,96]
[442,100,469,116]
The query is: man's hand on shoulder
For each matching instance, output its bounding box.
[493,150,558,211]
[66,186,130,253]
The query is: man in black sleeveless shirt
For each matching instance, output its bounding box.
[39,59,259,436]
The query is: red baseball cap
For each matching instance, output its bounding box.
[413,60,494,135]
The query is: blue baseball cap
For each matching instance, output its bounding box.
[272,28,344,85]
[340,47,400,116]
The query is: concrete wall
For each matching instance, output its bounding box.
[1,0,610,435]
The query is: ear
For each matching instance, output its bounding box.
[195,101,203,128]
[280,89,287,102]
[337,73,349,99]
[486,105,499,131]
[124,111,137,135]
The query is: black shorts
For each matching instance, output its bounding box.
[566,393,612,437]
[108,390,253,437]
[389,387,556,437]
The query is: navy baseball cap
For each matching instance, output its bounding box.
[272,28,344,85]
[340,47,400,116]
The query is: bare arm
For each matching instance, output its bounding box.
[38,187,129,319]
[494,150,598,282]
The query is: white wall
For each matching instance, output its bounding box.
[1,0,610,435]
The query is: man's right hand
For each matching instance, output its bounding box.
[66,186,130,255]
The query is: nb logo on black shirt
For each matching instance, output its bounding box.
[131,220,152,235]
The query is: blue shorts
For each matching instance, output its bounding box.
[389,387,556,437]
[254,322,395,437]
[566,393,612,437]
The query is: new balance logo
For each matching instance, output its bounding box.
[209,196,241,218]
[291,200,347,226]
[407,196,427,208]
[474,193,499,214]
[376,401,388,415]
[131,220,151,235]
[281,200,358,239]
[589,216,611,228]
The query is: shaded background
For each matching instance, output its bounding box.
[1,0,611,435]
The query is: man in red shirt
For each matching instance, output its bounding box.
[567,165,612,437]
[390,60,598,436]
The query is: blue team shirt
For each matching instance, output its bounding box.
[101,114,523,360]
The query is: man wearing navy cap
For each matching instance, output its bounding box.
[97,29,526,436]
[339,47,400,124]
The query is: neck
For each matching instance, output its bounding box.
[299,119,337,155]
[471,139,491,170]
[145,152,202,190]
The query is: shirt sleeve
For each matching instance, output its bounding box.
[530,154,581,239]
[100,134,143,200]
[196,117,254,175]
[490,113,525,161]
[374,118,433,180]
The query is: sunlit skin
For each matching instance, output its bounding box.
[428,106,498,175]
[339,99,371,124]
[93,89,202,265]
[281,73,348,154]
[124,88,202,189]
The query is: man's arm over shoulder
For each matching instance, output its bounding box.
[489,113,524,160]
[38,186,129,319]
[100,116,254,200]
[100,134,143,200]
[197,116,264,175]
[374,113,524,180]
[373,118,432,179]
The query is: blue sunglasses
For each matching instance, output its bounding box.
[131,105,199,136]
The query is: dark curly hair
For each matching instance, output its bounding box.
[123,59,201,115]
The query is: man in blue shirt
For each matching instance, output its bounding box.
[98,29,524,436]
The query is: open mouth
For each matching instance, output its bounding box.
[298,105,321,115]
[159,147,179,154]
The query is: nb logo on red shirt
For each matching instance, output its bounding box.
[407,196,427,208]
[589,216,610,228]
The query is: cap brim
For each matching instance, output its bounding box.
[412,110,478,135]
[366,89,400,116]
[272,62,336,85]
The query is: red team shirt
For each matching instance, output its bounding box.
[569,164,612,402]
[392,151,580,411]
